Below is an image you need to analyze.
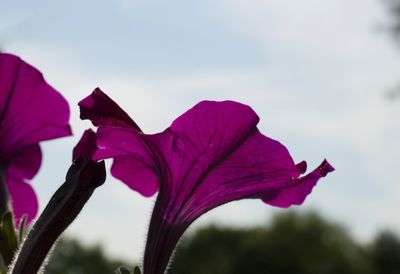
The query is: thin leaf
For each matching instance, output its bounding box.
[0,212,18,265]
[18,215,27,244]
[1,212,18,252]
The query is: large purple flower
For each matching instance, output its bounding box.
[0,53,72,224]
[79,88,334,274]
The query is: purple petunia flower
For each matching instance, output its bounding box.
[79,88,334,274]
[0,53,72,224]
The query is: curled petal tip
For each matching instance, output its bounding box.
[72,129,97,160]
[317,159,335,177]
[295,161,307,174]
[78,87,140,129]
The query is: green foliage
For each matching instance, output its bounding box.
[40,211,400,274]
[116,265,135,274]
[45,238,134,274]
[371,230,400,274]
[385,0,400,37]
[169,211,375,274]
[0,212,19,267]
[384,0,400,100]
[0,212,27,271]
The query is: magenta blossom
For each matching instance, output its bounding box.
[0,53,72,224]
[72,129,98,161]
[79,88,334,274]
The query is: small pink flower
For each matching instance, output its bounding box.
[80,88,333,274]
[0,53,72,224]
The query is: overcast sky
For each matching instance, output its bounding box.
[1,0,400,262]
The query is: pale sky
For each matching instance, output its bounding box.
[1,0,400,263]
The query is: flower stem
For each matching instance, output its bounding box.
[9,159,105,274]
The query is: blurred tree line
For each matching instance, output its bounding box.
[45,211,400,274]
[385,0,400,99]
[169,212,400,274]
[385,0,400,38]
[45,238,133,274]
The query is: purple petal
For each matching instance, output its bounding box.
[7,144,42,181]
[79,88,140,129]
[79,90,156,196]
[111,156,158,197]
[0,53,72,224]
[6,144,41,224]
[7,177,38,225]
[154,130,302,224]
[262,159,335,207]
[73,129,98,160]
[141,102,333,273]
[0,54,72,159]
[93,127,159,196]
[145,102,304,223]
[151,101,261,201]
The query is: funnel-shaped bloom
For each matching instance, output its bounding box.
[79,88,334,274]
[0,53,72,224]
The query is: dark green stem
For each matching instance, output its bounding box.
[10,159,106,274]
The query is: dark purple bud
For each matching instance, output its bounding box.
[10,131,106,274]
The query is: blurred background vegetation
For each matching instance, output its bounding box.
[45,238,131,274]
[385,0,400,99]
[46,211,400,274]
[386,0,400,37]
